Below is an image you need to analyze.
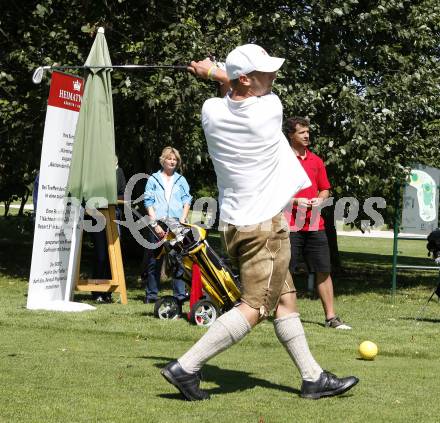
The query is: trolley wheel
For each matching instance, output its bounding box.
[189,300,219,327]
[153,296,182,320]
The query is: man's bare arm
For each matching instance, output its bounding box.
[187,58,230,96]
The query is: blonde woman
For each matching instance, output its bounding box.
[143,146,192,303]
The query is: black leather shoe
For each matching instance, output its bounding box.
[301,370,359,399]
[161,360,210,401]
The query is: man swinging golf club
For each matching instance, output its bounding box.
[161,44,359,400]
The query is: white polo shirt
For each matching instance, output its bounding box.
[202,92,311,226]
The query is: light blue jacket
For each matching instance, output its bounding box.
[144,170,192,220]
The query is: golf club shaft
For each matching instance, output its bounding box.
[32,63,189,83]
[49,64,188,70]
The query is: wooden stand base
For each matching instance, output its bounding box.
[75,205,127,304]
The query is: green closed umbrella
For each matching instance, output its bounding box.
[67,27,116,207]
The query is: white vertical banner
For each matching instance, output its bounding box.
[64,203,84,301]
[27,71,95,312]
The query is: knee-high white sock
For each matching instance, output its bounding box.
[178,307,251,374]
[274,312,322,381]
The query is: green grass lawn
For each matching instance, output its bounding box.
[1,216,440,423]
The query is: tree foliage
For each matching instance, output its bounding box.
[1,0,439,221]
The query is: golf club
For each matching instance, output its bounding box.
[32,64,189,84]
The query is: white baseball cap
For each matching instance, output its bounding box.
[225,44,285,80]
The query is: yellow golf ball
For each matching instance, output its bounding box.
[359,341,378,360]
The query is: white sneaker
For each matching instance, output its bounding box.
[325,316,352,330]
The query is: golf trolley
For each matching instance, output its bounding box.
[416,228,440,320]
[424,229,440,301]
[150,220,241,327]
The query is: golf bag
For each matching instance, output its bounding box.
[151,219,241,326]
[414,229,440,321]
[427,228,440,263]
[426,228,440,299]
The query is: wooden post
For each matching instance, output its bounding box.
[75,205,128,304]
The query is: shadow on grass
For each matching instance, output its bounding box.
[0,216,146,294]
[1,215,440,298]
[400,316,440,324]
[292,260,440,298]
[143,355,300,398]
[340,251,434,268]
[300,319,326,328]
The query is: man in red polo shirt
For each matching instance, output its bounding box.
[287,116,351,330]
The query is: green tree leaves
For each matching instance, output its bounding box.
[1,0,439,218]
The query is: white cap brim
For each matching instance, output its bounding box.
[255,57,285,73]
[225,44,286,80]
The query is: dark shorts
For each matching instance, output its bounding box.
[289,230,331,274]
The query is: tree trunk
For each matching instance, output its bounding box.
[19,190,30,216]
[4,200,10,216]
